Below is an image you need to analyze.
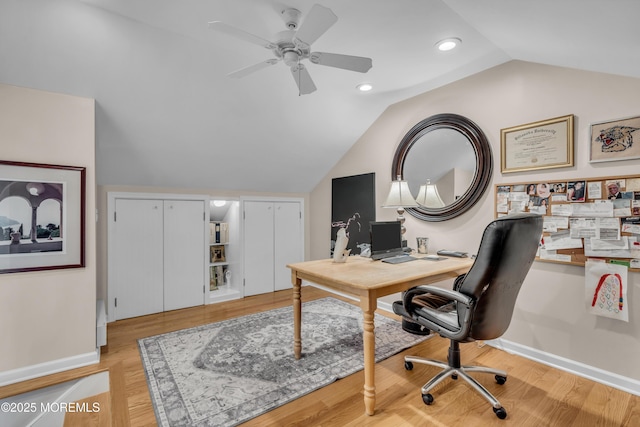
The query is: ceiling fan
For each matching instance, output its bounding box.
[208,4,373,95]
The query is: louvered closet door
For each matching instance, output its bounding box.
[274,202,302,291]
[163,200,205,311]
[113,198,164,320]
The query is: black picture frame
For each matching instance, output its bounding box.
[0,160,86,274]
[331,173,375,256]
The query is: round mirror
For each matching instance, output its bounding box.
[391,113,493,221]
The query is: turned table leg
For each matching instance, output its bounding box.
[361,294,377,415]
[293,275,302,360]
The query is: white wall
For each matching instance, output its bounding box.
[0,84,97,379]
[309,61,640,382]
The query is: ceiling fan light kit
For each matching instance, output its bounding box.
[209,4,373,95]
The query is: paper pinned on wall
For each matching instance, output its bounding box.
[621,217,640,233]
[584,236,633,258]
[543,216,569,233]
[569,217,620,240]
[543,230,583,250]
[570,200,614,218]
[551,204,573,217]
[585,260,628,322]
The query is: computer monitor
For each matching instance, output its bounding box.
[370,221,404,260]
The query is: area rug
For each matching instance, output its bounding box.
[138,297,430,426]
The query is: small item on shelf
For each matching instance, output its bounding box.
[209,266,218,291]
[210,245,226,263]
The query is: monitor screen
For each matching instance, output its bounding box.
[370,221,403,258]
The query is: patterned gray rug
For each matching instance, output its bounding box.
[138,297,430,426]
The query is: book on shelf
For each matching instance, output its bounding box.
[209,222,229,244]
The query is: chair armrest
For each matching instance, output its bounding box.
[402,285,476,339]
[403,285,474,308]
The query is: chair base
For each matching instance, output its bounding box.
[404,354,508,419]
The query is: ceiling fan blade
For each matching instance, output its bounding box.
[208,21,276,50]
[290,64,317,95]
[228,59,279,78]
[293,4,337,48]
[310,52,372,73]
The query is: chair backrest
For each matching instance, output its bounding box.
[456,213,543,341]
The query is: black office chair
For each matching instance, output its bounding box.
[393,213,543,419]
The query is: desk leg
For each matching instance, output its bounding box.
[361,295,377,415]
[293,275,302,360]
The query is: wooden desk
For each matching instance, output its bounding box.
[287,255,474,415]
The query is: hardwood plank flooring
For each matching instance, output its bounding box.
[1,286,638,426]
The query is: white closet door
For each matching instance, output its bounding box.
[243,201,275,296]
[274,202,303,291]
[163,200,205,311]
[113,198,164,320]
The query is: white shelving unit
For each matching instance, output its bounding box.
[208,200,242,303]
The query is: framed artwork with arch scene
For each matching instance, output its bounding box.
[0,160,85,274]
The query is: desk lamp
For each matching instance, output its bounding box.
[382,175,418,239]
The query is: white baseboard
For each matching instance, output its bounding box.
[308,282,640,397]
[0,350,100,387]
[487,338,640,396]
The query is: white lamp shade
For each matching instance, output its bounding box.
[383,179,418,208]
[415,182,445,208]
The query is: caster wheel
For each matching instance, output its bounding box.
[451,374,458,380]
[493,407,507,419]
[495,375,507,385]
[404,361,414,370]
[422,393,434,405]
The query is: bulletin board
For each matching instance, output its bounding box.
[494,174,640,272]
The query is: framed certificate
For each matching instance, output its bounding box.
[500,115,574,173]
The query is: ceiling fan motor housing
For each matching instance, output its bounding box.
[281,8,301,30]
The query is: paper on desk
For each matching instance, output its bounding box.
[544,230,583,250]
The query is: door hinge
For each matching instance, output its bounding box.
[114,211,117,222]
[243,279,246,287]
[114,298,117,307]
[203,285,205,293]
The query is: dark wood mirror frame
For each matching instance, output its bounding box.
[391,113,493,222]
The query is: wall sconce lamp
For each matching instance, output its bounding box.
[382,175,418,237]
[415,180,445,208]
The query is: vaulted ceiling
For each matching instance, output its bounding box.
[1,0,639,193]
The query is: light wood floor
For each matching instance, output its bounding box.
[2,286,639,426]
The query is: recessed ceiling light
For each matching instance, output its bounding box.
[213,200,227,207]
[436,37,461,52]
[357,83,373,92]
